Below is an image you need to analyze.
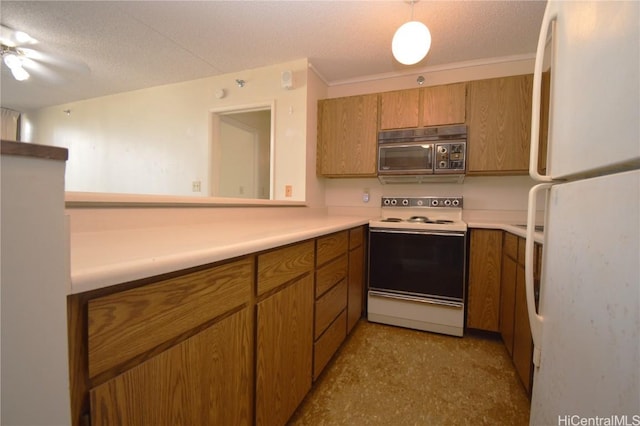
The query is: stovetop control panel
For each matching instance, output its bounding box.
[381,196,463,208]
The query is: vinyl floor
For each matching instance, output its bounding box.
[289,320,531,426]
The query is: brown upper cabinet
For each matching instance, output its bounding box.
[379,82,466,130]
[317,94,378,177]
[466,74,534,175]
[379,89,420,129]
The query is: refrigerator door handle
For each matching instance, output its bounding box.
[526,183,551,367]
[530,7,557,182]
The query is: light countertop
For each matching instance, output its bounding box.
[467,220,545,244]
[69,214,371,294]
[69,208,544,295]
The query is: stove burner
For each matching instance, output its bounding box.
[408,216,429,223]
[381,217,403,222]
[435,219,454,224]
[405,216,455,224]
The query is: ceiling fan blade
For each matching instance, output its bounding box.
[0,24,37,47]
[20,47,91,76]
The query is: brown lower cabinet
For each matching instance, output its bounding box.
[512,263,533,393]
[467,229,503,332]
[347,226,365,333]
[468,228,542,396]
[500,232,541,395]
[256,274,314,426]
[68,226,366,426]
[91,308,253,426]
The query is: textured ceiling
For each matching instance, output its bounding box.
[0,0,547,111]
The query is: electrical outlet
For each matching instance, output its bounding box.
[285,185,293,197]
[192,181,201,192]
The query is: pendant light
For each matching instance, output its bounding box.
[392,0,431,65]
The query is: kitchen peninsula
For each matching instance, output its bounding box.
[66,204,371,426]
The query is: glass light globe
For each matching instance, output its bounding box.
[392,21,432,65]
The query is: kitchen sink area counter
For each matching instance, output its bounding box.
[68,209,373,294]
[463,210,545,244]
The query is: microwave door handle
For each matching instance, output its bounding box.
[530,6,557,183]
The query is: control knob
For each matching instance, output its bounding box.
[431,199,439,206]
[402,199,409,206]
[444,199,452,206]
[452,199,460,207]
[390,199,397,206]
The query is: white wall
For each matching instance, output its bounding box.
[24,59,309,201]
[324,175,538,212]
[304,64,329,208]
[321,56,540,213]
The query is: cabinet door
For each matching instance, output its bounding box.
[317,94,378,177]
[466,74,533,174]
[379,89,420,130]
[347,243,364,333]
[90,308,253,426]
[88,258,253,380]
[500,255,517,356]
[256,274,314,426]
[422,83,466,126]
[513,264,534,394]
[467,229,502,332]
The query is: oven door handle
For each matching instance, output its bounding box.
[369,228,465,237]
[369,290,464,309]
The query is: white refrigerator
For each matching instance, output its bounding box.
[525,1,640,425]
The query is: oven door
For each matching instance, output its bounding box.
[368,228,466,306]
[378,143,433,174]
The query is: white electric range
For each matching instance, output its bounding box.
[367,196,467,337]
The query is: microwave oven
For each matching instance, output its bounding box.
[377,124,467,183]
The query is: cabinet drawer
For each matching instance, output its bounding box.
[257,240,315,296]
[349,226,364,249]
[313,310,347,380]
[503,232,518,260]
[316,231,348,266]
[315,254,348,298]
[314,279,348,339]
[88,257,253,379]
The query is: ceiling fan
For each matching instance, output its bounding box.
[0,24,36,81]
[1,24,89,83]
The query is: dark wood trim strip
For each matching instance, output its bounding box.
[1,139,68,161]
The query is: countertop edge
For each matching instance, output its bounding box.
[467,221,544,244]
[70,216,370,294]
